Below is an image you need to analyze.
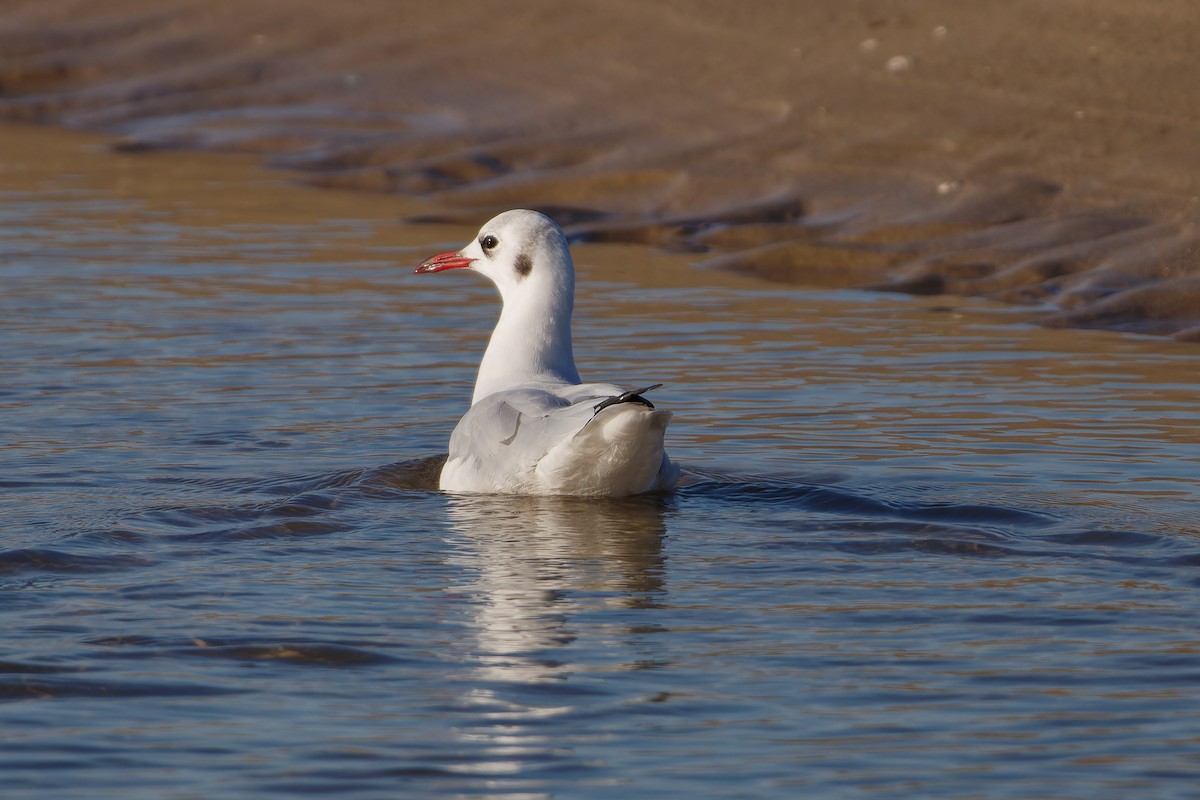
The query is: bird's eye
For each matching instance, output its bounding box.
[480,235,499,252]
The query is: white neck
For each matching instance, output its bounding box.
[471,281,581,404]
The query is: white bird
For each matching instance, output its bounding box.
[414,209,679,496]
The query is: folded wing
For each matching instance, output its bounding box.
[442,384,677,496]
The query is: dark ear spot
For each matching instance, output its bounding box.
[514,250,533,277]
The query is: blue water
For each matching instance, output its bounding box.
[3,136,1200,798]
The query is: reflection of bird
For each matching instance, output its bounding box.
[415,210,678,497]
[438,494,668,779]
[446,494,668,684]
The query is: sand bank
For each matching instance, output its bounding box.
[2,0,1198,337]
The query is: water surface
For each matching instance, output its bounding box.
[3,126,1200,798]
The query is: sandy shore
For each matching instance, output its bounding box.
[2,0,1198,338]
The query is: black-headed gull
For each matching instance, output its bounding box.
[415,209,679,496]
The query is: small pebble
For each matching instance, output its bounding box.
[860,38,879,52]
[886,55,913,73]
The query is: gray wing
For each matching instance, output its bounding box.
[448,386,618,479]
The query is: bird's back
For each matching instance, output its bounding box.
[440,384,677,496]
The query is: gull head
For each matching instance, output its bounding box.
[414,209,582,401]
[415,209,575,308]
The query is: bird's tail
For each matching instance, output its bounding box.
[592,384,663,415]
[538,403,674,496]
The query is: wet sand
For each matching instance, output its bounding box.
[2,0,1199,338]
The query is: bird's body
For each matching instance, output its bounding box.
[415,209,678,497]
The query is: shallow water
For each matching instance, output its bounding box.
[3,126,1200,798]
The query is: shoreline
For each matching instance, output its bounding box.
[2,0,1198,338]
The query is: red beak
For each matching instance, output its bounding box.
[414,250,474,274]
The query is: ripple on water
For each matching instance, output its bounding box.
[0,547,154,577]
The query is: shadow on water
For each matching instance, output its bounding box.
[675,465,1199,572]
[4,452,1186,584]
[680,466,1057,527]
[130,456,449,541]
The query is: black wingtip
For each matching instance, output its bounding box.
[593,384,664,415]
